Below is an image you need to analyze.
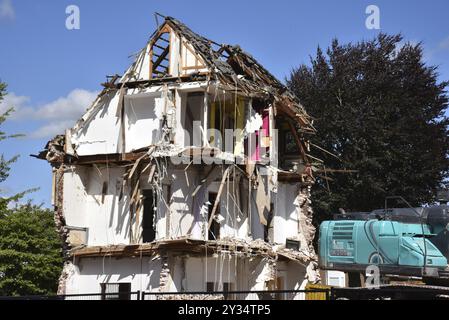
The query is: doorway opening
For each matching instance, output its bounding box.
[208,192,220,240]
[142,189,156,243]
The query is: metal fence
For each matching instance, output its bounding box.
[141,289,330,300]
[0,292,142,301]
[0,289,331,301]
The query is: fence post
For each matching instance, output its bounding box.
[329,287,334,300]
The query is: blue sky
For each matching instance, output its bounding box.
[0,0,448,207]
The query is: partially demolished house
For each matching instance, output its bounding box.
[36,16,320,299]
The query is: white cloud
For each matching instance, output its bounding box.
[0,92,29,116]
[30,120,77,139]
[0,89,98,139]
[30,89,98,120]
[0,0,14,21]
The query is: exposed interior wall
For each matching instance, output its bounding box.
[181,92,204,147]
[72,91,122,155]
[61,165,281,247]
[162,169,196,239]
[62,165,131,246]
[124,92,163,152]
[180,38,208,76]
[64,256,162,296]
[273,182,300,245]
[72,87,170,156]
[207,178,249,240]
[61,165,315,274]
[62,166,89,228]
[164,255,288,295]
[61,253,309,298]
[250,201,265,241]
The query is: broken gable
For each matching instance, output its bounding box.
[120,21,211,82]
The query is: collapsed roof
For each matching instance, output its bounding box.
[34,15,317,165]
[119,15,315,132]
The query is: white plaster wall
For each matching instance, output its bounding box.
[273,183,300,244]
[72,91,122,156]
[170,255,290,296]
[71,168,130,246]
[62,169,297,247]
[166,169,196,238]
[136,44,151,81]
[72,83,209,156]
[72,89,165,156]
[63,166,89,227]
[64,255,306,299]
[121,43,151,82]
[65,256,162,297]
[180,38,209,75]
[169,30,181,77]
[173,89,184,148]
[163,255,237,293]
[207,180,249,240]
[62,166,207,247]
[183,256,237,291]
[124,92,163,152]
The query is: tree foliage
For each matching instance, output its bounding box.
[0,204,62,296]
[287,34,449,223]
[0,81,62,296]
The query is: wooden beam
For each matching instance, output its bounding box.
[287,120,308,164]
[153,43,167,50]
[152,46,170,72]
[207,166,231,230]
[182,65,206,70]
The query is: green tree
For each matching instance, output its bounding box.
[287,34,449,224]
[0,204,62,296]
[0,81,62,296]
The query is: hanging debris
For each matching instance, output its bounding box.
[33,15,322,299]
